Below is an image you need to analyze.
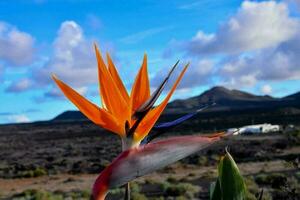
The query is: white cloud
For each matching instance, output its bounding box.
[257,35,300,81]
[6,20,115,100]
[239,74,257,87]
[218,56,258,87]
[261,84,272,95]
[6,78,32,93]
[217,31,300,87]
[166,1,300,91]
[179,59,214,88]
[151,59,214,89]
[76,86,88,96]
[33,21,99,87]
[8,114,30,123]
[184,1,299,55]
[0,21,35,66]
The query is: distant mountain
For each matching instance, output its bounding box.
[53,111,87,121]
[283,91,300,100]
[166,86,277,113]
[52,86,300,121]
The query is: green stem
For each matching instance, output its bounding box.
[125,182,130,200]
[121,138,131,200]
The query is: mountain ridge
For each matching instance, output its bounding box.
[53,86,300,121]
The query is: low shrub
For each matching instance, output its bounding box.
[165,183,197,197]
[166,176,178,183]
[33,167,48,177]
[131,192,147,200]
[18,167,47,178]
[255,174,268,185]
[255,173,287,189]
[12,189,63,200]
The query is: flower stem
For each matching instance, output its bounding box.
[125,182,130,200]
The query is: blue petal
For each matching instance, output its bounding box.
[154,112,196,129]
[154,103,214,130]
[141,103,216,145]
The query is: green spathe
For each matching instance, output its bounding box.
[211,150,247,200]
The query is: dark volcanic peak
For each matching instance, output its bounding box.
[52,86,300,121]
[284,91,300,100]
[199,86,273,102]
[167,86,275,111]
[52,110,87,121]
[207,86,274,101]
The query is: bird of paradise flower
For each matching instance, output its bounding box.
[53,44,227,200]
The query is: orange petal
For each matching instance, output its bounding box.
[130,54,150,112]
[106,53,130,103]
[134,64,189,143]
[52,75,125,136]
[95,45,130,125]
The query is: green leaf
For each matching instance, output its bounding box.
[210,151,247,200]
[210,179,222,200]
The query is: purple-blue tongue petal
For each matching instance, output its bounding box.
[154,103,215,130]
[141,103,216,144]
[140,112,199,145]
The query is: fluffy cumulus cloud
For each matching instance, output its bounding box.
[7,20,116,100]
[33,21,98,88]
[184,1,298,55]
[217,56,258,87]
[217,32,300,87]
[261,84,272,95]
[0,21,35,66]
[151,59,214,90]
[178,59,214,89]
[174,1,300,90]
[257,35,300,81]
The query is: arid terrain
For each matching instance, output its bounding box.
[0,121,299,200]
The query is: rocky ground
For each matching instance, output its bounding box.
[0,122,299,199]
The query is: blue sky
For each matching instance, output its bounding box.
[0,0,300,124]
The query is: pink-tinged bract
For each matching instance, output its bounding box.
[92,133,224,199]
